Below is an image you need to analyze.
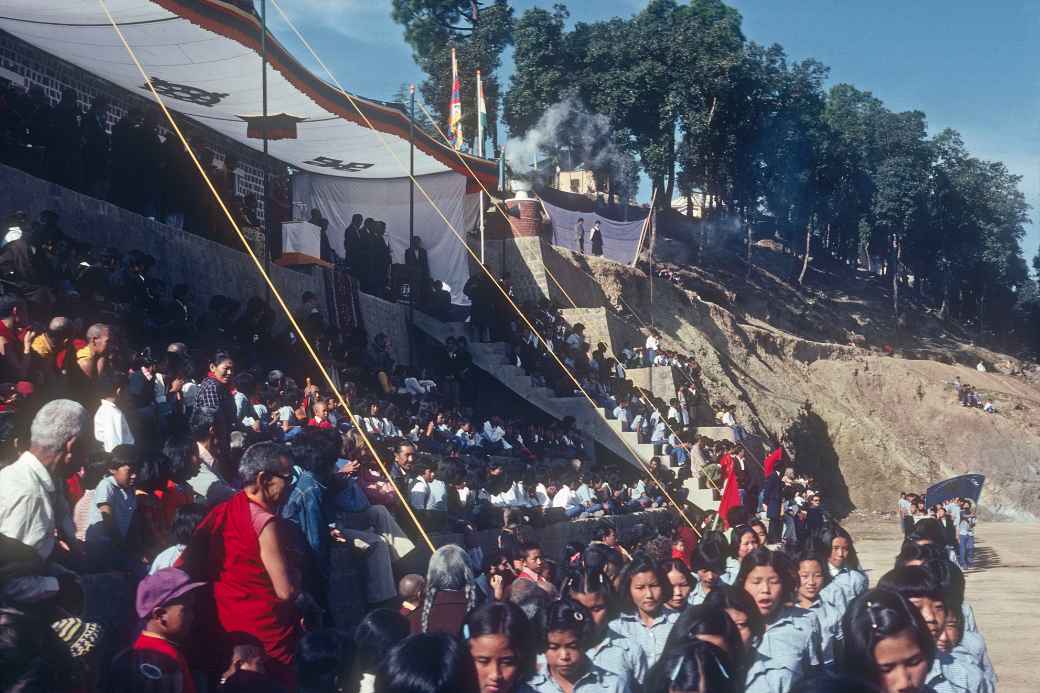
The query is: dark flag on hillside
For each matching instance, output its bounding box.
[925,474,985,508]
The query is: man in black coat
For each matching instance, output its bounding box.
[762,464,784,544]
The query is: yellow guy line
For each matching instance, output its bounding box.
[96,0,435,552]
[269,0,700,536]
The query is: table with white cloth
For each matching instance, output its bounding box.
[276,220,333,268]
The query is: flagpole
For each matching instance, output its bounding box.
[477,70,485,264]
[261,0,271,309]
[408,84,416,366]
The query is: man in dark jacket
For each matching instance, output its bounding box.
[762,464,783,544]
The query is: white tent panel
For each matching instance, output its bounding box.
[294,171,471,305]
[0,0,497,184]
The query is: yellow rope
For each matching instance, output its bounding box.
[96,0,435,552]
[268,0,701,536]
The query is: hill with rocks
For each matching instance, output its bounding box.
[558,238,1040,520]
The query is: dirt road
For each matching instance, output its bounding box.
[845,517,1035,692]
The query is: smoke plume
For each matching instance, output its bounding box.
[505,96,638,199]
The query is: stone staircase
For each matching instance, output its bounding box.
[412,309,719,511]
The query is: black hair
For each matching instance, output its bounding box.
[189,406,219,442]
[894,540,945,567]
[645,639,737,693]
[463,601,536,680]
[616,552,672,614]
[519,541,541,557]
[170,503,206,545]
[691,538,728,574]
[789,672,883,693]
[925,558,965,613]
[108,444,139,470]
[593,523,616,542]
[134,453,168,493]
[376,633,477,693]
[210,350,234,368]
[296,629,351,693]
[735,547,797,604]
[661,557,695,586]
[729,525,759,560]
[795,543,832,591]
[543,599,594,650]
[665,604,744,663]
[560,566,614,601]
[162,435,197,478]
[818,524,861,570]
[562,541,585,567]
[0,296,22,320]
[354,608,410,674]
[96,370,128,399]
[840,589,936,687]
[909,518,947,548]
[583,543,623,575]
[876,565,945,603]
[81,451,112,490]
[702,585,766,640]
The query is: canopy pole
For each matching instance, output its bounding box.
[408,85,416,367]
[260,0,271,309]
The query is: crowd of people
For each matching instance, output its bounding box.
[948,379,995,414]
[0,64,997,693]
[898,493,977,569]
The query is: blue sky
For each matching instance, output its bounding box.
[271,0,1040,264]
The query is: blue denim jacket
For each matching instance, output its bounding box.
[282,468,328,562]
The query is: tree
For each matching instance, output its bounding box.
[392,0,514,152]
[873,155,929,316]
[502,4,571,137]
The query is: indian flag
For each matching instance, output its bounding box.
[476,69,487,157]
[449,48,463,150]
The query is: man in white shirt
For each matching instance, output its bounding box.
[552,478,584,519]
[94,373,134,453]
[565,323,586,350]
[645,332,660,366]
[0,399,89,604]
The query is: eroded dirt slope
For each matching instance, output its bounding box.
[566,244,1040,519]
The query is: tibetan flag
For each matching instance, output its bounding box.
[476,69,487,157]
[450,48,463,150]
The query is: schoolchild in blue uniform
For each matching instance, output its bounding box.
[687,538,728,607]
[722,525,760,585]
[464,600,538,693]
[607,553,680,669]
[644,639,739,693]
[840,588,937,693]
[562,566,648,687]
[879,563,989,693]
[818,525,869,610]
[793,547,844,667]
[526,600,631,693]
[738,548,823,693]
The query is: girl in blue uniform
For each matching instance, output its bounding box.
[841,589,936,693]
[738,548,823,693]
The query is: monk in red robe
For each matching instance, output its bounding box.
[178,442,300,686]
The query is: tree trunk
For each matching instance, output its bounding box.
[745,217,754,280]
[892,237,902,317]
[797,223,812,285]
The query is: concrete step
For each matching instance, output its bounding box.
[694,426,737,442]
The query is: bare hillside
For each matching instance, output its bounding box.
[563,244,1040,520]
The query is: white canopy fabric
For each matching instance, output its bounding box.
[0,0,497,183]
[294,171,475,304]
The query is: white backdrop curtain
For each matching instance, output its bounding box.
[541,199,647,264]
[293,171,471,303]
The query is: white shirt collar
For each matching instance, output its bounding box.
[18,450,55,494]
